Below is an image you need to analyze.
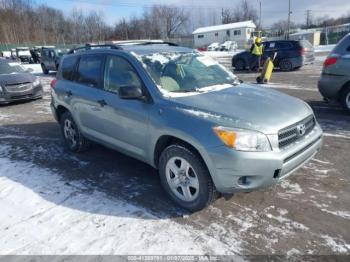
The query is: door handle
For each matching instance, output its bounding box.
[97,99,107,107]
[66,90,73,97]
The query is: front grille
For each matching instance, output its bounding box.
[278,115,316,148]
[5,83,32,93]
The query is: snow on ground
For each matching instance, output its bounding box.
[0,144,240,255]
[314,44,336,53]
[23,63,42,74]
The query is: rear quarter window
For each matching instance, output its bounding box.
[61,56,79,81]
[332,34,350,54]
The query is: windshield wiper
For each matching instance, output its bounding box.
[172,88,204,93]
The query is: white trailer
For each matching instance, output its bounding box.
[193,20,256,49]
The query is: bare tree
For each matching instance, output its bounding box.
[232,0,258,24]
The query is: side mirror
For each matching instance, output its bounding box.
[119,85,144,100]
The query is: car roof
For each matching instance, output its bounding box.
[67,42,193,56]
[121,44,193,55]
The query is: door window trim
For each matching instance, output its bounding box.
[75,54,106,89]
[102,54,153,103]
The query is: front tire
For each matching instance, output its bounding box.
[60,112,90,152]
[340,85,350,113]
[279,59,293,71]
[233,59,246,71]
[158,144,217,211]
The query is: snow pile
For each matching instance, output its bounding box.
[0,144,240,255]
[201,50,243,58]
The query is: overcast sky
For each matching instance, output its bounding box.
[38,0,350,28]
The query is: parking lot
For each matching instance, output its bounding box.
[0,53,349,255]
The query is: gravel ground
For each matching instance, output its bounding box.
[0,55,349,256]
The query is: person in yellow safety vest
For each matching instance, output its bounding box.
[250,37,263,72]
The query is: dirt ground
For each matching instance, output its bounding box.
[0,54,349,256]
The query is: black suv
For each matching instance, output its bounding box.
[232,40,315,71]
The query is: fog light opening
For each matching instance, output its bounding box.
[238,176,251,186]
[273,169,281,179]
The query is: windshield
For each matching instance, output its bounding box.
[56,49,67,57]
[140,52,238,93]
[0,62,26,74]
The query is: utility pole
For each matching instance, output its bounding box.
[222,8,224,24]
[259,0,262,30]
[286,0,291,39]
[305,9,312,28]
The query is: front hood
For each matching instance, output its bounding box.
[171,84,312,134]
[0,73,35,86]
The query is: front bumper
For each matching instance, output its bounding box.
[0,84,43,104]
[206,124,323,194]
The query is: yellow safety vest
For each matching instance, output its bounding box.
[252,44,263,56]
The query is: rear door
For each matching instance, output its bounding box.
[68,54,108,139]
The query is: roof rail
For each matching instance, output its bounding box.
[67,43,121,54]
[109,40,178,47]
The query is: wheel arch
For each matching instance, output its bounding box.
[338,80,350,100]
[153,135,207,169]
[56,105,70,122]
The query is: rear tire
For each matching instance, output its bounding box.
[60,112,90,152]
[340,85,350,113]
[158,144,218,211]
[279,59,293,71]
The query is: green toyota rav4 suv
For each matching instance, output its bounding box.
[51,41,323,211]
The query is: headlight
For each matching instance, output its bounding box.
[33,78,41,86]
[213,126,272,152]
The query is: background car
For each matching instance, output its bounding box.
[40,47,67,74]
[220,41,238,51]
[0,60,43,104]
[232,40,315,71]
[207,42,220,51]
[15,47,32,63]
[318,33,350,113]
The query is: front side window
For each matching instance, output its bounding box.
[76,55,104,87]
[139,52,238,94]
[104,55,142,94]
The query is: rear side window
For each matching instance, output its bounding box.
[331,34,350,54]
[76,55,104,88]
[61,56,78,81]
[277,42,293,49]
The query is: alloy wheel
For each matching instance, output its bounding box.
[63,119,77,148]
[165,157,199,202]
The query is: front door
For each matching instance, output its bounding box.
[98,55,151,160]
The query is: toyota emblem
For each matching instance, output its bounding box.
[297,124,306,136]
